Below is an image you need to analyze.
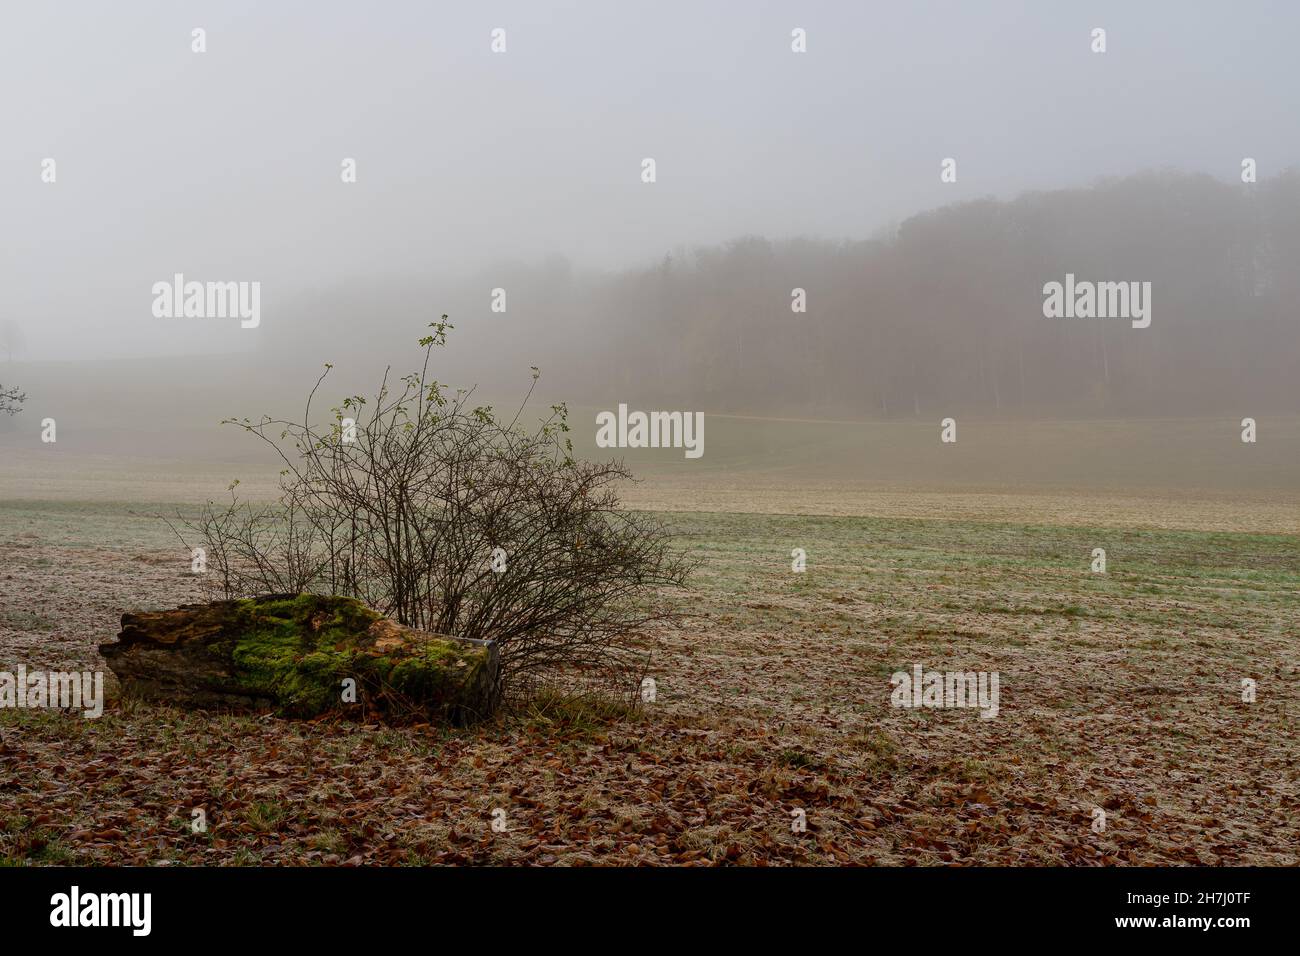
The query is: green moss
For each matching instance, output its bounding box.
[387,641,486,700]
[224,594,490,719]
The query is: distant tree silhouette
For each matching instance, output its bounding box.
[0,384,24,414]
[576,170,1300,417]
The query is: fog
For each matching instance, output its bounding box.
[1,1,1297,453]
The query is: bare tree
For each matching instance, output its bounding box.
[0,384,24,415]
[176,318,694,703]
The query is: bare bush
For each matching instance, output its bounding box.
[174,318,694,702]
[0,384,24,414]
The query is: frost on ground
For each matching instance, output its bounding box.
[1,495,1297,866]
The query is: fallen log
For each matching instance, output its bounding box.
[98,594,498,723]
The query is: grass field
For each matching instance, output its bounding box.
[2,486,1297,865]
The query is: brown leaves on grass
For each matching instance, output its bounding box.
[2,502,1299,866]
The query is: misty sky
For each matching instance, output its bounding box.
[2,0,1298,361]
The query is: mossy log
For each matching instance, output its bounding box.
[99,594,498,723]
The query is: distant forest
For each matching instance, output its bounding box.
[579,171,1300,418]
[268,170,1300,420]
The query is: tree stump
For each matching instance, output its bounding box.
[99,594,498,723]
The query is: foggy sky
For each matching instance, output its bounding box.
[3,0,1299,361]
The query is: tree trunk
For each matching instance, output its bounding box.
[99,594,498,723]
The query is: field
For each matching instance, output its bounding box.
[2,451,1298,864]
